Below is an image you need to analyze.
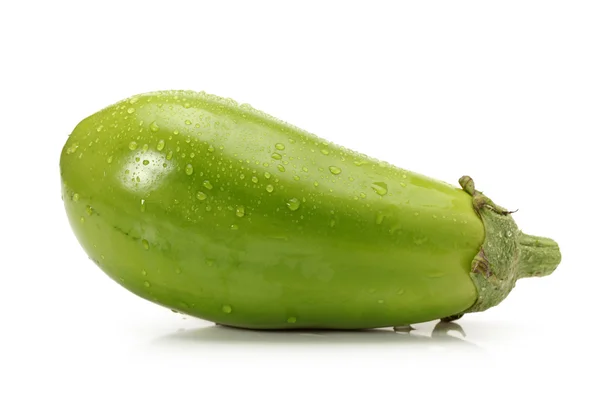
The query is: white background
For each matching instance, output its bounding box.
[1,1,598,400]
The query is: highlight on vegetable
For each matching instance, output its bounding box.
[60,90,561,329]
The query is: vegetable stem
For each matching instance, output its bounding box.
[516,233,561,279]
[459,176,561,314]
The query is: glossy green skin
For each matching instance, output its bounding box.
[60,91,484,329]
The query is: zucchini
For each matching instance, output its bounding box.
[60,90,561,329]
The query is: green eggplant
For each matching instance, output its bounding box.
[60,90,561,329]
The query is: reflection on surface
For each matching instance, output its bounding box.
[431,321,467,338]
[120,150,175,194]
[157,321,477,348]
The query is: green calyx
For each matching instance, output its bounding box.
[458,176,562,314]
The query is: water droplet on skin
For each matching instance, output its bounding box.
[400,182,407,187]
[230,224,239,230]
[175,268,182,274]
[156,139,165,151]
[222,305,232,313]
[127,107,135,114]
[313,181,319,187]
[277,165,285,172]
[72,193,80,202]
[329,166,342,175]
[80,217,85,223]
[96,125,104,132]
[185,119,192,125]
[397,289,405,295]
[302,166,308,172]
[142,269,147,276]
[507,231,513,237]
[208,145,215,153]
[264,172,271,179]
[359,192,366,198]
[142,239,149,249]
[129,141,138,150]
[86,205,93,216]
[378,300,384,304]
[293,175,300,181]
[239,174,245,180]
[140,199,146,212]
[375,211,385,224]
[196,191,207,201]
[321,148,330,155]
[236,205,245,217]
[106,155,113,164]
[287,316,297,324]
[371,182,388,196]
[329,219,335,227]
[144,281,151,287]
[143,160,150,165]
[251,176,259,183]
[203,180,213,190]
[185,164,194,175]
[402,174,407,179]
[275,143,285,150]
[286,198,300,211]
[66,142,79,154]
[266,184,274,193]
[166,151,173,160]
[271,152,282,160]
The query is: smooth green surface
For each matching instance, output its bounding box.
[60,90,484,329]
